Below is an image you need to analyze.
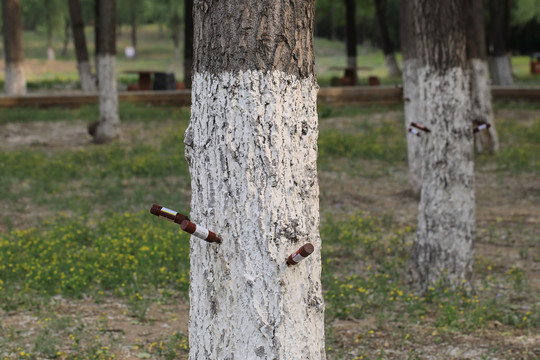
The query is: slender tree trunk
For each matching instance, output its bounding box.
[488,0,513,85]
[94,0,100,80]
[466,0,498,153]
[2,0,27,95]
[68,0,96,92]
[47,29,56,61]
[183,0,193,88]
[172,12,181,59]
[373,0,401,77]
[130,10,137,52]
[408,0,475,293]
[400,0,422,194]
[93,0,119,143]
[186,0,325,358]
[345,0,357,72]
[62,17,71,57]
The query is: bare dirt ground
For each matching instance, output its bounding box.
[1,110,539,359]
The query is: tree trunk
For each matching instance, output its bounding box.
[466,0,498,153]
[400,0,422,194]
[408,0,475,293]
[62,17,71,57]
[488,0,513,85]
[374,0,401,77]
[172,12,181,60]
[183,0,193,88]
[2,0,27,95]
[130,10,137,52]
[345,0,357,71]
[68,0,96,92]
[186,0,325,358]
[47,29,56,61]
[93,0,119,143]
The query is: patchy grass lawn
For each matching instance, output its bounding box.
[0,102,539,359]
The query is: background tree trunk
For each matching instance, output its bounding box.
[183,0,193,88]
[400,0,422,194]
[172,12,180,60]
[130,10,137,52]
[374,0,401,77]
[408,0,475,293]
[93,0,119,143]
[2,0,27,95]
[62,17,71,57]
[186,0,325,358]
[345,0,358,73]
[488,0,513,85]
[68,0,97,92]
[466,0,498,153]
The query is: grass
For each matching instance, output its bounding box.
[1,102,539,358]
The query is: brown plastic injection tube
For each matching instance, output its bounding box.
[411,122,431,133]
[181,220,222,244]
[150,204,189,225]
[287,243,315,266]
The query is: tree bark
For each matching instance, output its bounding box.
[130,10,137,52]
[93,0,119,143]
[172,12,181,59]
[2,0,27,95]
[68,0,97,92]
[466,0,498,153]
[186,0,325,358]
[62,17,71,57]
[400,0,422,194]
[345,0,357,73]
[374,0,401,77]
[183,0,193,88]
[408,0,475,293]
[488,0,513,85]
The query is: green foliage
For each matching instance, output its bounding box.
[512,0,540,25]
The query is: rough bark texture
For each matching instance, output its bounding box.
[68,0,96,92]
[400,0,422,194]
[488,0,513,85]
[345,0,357,70]
[93,0,119,143]
[374,0,401,76]
[184,0,193,87]
[187,1,325,358]
[409,0,475,293]
[2,0,26,95]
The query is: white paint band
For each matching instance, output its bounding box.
[292,253,306,263]
[192,224,210,240]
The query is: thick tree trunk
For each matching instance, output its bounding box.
[68,0,96,92]
[400,0,422,194]
[2,0,26,95]
[345,0,357,72]
[183,0,193,88]
[186,1,325,358]
[374,0,401,77]
[466,0,498,153]
[408,0,475,293]
[488,0,513,85]
[93,0,119,143]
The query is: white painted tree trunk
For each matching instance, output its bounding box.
[4,61,26,95]
[385,54,401,77]
[488,55,513,86]
[471,59,498,153]
[402,59,423,194]
[409,67,475,291]
[94,55,120,143]
[47,46,55,61]
[185,70,325,359]
[77,60,97,92]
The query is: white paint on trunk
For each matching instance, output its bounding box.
[488,55,514,86]
[347,56,356,69]
[47,46,56,61]
[471,59,498,153]
[384,54,401,77]
[186,70,325,359]
[409,66,475,291]
[77,60,97,92]
[4,61,26,95]
[402,59,423,194]
[94,55,120,143]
